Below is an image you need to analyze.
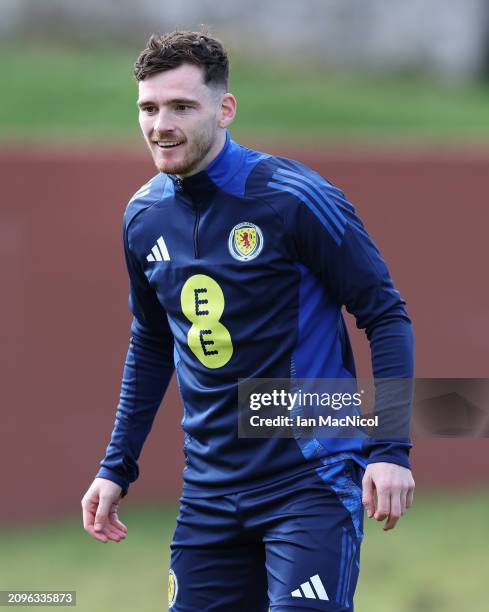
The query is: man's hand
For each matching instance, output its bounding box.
[362,462,415,531]
[81,477,128,543]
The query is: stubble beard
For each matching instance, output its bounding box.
[150,126,216,176]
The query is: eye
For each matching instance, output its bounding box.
[141,105,156,114]
[175,104,192,112]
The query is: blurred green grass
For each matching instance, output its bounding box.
[2,45,489,143]
[1,492,488,611]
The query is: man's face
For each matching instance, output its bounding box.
[137,64,235,177]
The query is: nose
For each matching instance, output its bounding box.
[153,108,175,135]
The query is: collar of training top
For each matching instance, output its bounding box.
[167,131,246,198]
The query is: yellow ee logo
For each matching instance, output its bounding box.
[180,274,233,369]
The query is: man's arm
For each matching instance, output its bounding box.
[95,313,174,494]
[288,172,415,529]
[82,219,174,542]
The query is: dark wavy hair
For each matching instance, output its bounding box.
[134,30,229,89]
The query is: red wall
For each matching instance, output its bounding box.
[1,147,487,523]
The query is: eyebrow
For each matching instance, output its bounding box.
[137,98,200,108]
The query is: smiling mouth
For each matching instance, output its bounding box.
[154,140,184,149]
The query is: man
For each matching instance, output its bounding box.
[82,30,415,611]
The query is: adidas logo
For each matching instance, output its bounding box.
[291,574,329,601]
[146,236,170,262]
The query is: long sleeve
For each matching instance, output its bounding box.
[289,176,414,468]
[96,223,175,496]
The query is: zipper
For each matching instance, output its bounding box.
[175,176,202,259]
[193,202,201,259]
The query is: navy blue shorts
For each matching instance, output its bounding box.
[168,457,364,611]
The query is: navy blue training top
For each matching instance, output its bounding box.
[97,132,414,497]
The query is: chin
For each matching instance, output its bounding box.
[154,156,195,176]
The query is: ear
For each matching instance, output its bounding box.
[218,93,237,128]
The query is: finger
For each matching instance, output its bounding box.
[94,496,113,532]
[82,498,99,531]
[82,498,108,542]
[85,525,109,543]
[82,504,94,531]
[85,520,124,543]
[109,514,128,533]
[104,524,126,542]
[108,508,128,532]
[406,485,414,508]
[383,491,401,531]
[400,489,407,515]
[106,518,127,539]
[99,506,126,538]
[362,474,375,518]
[374,487,390,521]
